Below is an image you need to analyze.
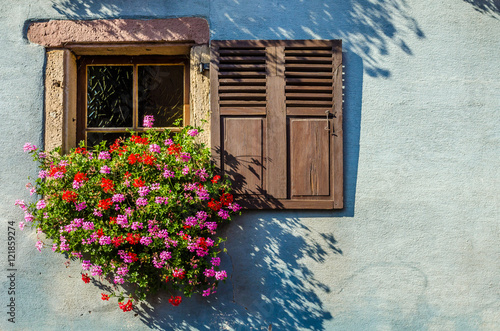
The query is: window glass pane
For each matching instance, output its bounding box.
[138,65,184,127]
[87,66,133,128]
[86,132,130,148]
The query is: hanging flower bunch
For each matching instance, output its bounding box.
[16,116,240,312]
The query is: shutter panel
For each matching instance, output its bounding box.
[210,41,269,204]
[211,40,343,209]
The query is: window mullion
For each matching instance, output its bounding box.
[133,63,139,130]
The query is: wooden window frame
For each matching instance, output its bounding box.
[76,55,190,145]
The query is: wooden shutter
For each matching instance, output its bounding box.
[211,40,343,209]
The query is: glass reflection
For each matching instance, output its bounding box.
[138,65,184,127]
[87,66,133,128]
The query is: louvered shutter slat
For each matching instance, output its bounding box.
[285,56,332,62]
[286,77,333,84]
[284,49,333,55]
[219,49,266,55]
[219,85,265,91]
[285,71,332,77]
[218,71,265,77]
[286,93,333,99]
[219,56,266,63]
[286,100,332,105]
[218,64,266,70]
[285,63,332,70]
[219,78,266,85]
[219,93,267,99]
[220,100,267,105]
[286,85,332,91]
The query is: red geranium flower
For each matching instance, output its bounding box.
[111,236,124,247]
[109,139,127,155]
[74,147,87,155]
[133,178,145,188]
[109,139,120,152]
[130,135,149,145]
[168,144,182,155]
[126,233,141,245]
[100,178,115,193]
[127,153,141,165]
[141,153,156,166]
[74,171,88,182]
[118,299,133,312]
[82,273,91,283]
[49,165,67,177]
[169,295,182,306]
[101,293,110,301]
[62,190,78,203]
[132,135,148,144]
[220,193,233,206]
[172,268,185,279]
[211,175,221,184]
[98,198,113,210]
[208,198,222,211]
[197,237,208,250]
[128,252,139,262]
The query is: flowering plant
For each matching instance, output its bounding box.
[16,116,240,311]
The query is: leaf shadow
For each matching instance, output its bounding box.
[133,214,343,330]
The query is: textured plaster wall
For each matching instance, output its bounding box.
[0,0,499,330]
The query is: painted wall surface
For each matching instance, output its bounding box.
[1,0,499,330]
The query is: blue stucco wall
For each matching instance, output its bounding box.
[1,0,499,330]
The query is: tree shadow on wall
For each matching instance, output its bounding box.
[50,0,122,19]
[463,0,500,18]
[48,0,208,20]
[134,214,342,330]
[46,0,426,78]
[211,0,425,78]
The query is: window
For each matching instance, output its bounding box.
[27,17,210,153]
[210,40,343,209]
[77,56,190,146]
